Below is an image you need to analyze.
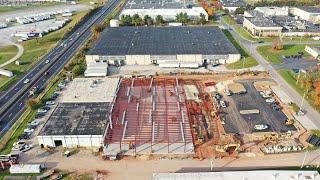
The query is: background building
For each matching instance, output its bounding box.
[255,6,289,16]
[120,0,208,21]
[220,0,246,13]
[290,6,320,23]
[305,45,320,60]
[243,11,283,37]
[86,26,240,74]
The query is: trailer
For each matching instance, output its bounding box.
[0,69,13,77]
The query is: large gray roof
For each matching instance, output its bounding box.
[87,26,239,56]
[125,0,197,9]
[297,6,320,14]
[245,11,282,28]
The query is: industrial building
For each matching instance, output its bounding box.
[255,6,289,16]
[85,26,240,76]
[104,77,194,156]
[305,45,320,60]
[120,0,208,21]
[37,77,120,148]
[243,11,283,37]
[290,6,320,23]
[152,170,320,180]
[220,0,246,13]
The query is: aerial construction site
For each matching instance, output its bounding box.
[100,72,306,159]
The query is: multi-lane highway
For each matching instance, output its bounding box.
[0,0,122,137]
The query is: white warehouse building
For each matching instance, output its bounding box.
[85,26,241,76]
[120,0,208,21]
[37,77,120,148]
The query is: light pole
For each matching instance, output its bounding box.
[301,150,308,169]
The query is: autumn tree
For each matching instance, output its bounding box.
[314,83,320,107]
[92,24,104,37]
[26,98,40,110]
[272,37,283,50]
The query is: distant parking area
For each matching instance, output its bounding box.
[273,57,318,71]
[218,80,296,134]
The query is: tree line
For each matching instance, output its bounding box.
[119,13,207,26]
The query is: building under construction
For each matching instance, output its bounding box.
[104,77,195,156]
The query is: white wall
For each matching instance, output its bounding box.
[305,46,320,59]
[125,55,151,65]
[37,135,104,148]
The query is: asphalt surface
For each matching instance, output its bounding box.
[0,0,122,137]
[220,18,320,130]
[273,57,318,70]
[221,80,295,134]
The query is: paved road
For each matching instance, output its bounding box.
[0,0,122,137]
[220,20,320,129]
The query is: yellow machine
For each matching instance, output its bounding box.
[264,133,279,142]
[285,119,295,125]
[215,143,240,153]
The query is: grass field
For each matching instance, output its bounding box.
[0,10,90,92]
[0,45,18,65]
[222,29,259,69]
[257,44,309,64]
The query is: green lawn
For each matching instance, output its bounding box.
[0,10,90,92]
[222,29,259,69]
[257,44,309,64]
[0,2,61,13]
[221,15,236,26]
[0,45,18,65]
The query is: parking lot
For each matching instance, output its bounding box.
[219,80,296,134]
[273,57,318,71]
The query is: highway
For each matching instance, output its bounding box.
[0,0,122,137]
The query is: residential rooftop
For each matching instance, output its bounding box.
[87,26,239,56]
[39,103,110,136]
[60,77,120,103]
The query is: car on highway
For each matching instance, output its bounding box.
[254,124,269,130]
[45,60,50,64]
[23,79,30,84]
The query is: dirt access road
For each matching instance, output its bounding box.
[20,147,320,180]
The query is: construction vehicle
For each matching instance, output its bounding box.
[285,119,295,125]
[264,133,279,143]
[215,143,240,153]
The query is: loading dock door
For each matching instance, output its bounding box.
[54,140,63,147]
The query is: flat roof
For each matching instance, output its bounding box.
[246,11,282,28]
[124,0,197,9]
[60,77,119,103]
[296,6,320,14]
[87,26,239,56]
[39,103,110,136]
[153,171,320,180]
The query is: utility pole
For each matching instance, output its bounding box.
[210,158,214,171]
[299,92,306,112]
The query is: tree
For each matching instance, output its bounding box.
[143,15,154,26]
[132,14,143,26]
[120,15,132,26]
[234,7,245,14]
[92,24,104,37]
[304,74,313,92]
[155,15,165,25]
[272,37,283,50]
[314,83,320,107]
[72,64,86,76]
[198,13,207,25]
[26,98,40,110]
[176,12,189,24]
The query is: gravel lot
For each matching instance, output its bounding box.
[220,80,296,134]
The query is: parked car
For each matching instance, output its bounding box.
[272,104,281,111]
[45,101,55,105]
[18,132,32,140]
[13,141,26,147]
[220,101,227,108]
[23,128,34,133]
[30,119,40,126]
[226,90,232,96]
[297,109,305,116]
[21,144,33,152]
[266,98,275,103]
[42,106,51,111]
[37,109,48,113]
[254,124,269,130]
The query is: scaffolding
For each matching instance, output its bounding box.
[105,78,194,155]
